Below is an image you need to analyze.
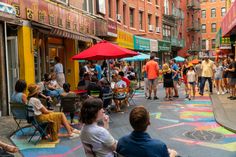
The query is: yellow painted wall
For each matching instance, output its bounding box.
[64,39,79,90]
[17,26,35,85]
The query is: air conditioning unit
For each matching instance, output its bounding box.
[149,25,154,31]
[156,27,160,33]
[117,14,122,22]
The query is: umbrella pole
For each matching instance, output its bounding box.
[138,61,141,89]
[107,60,111,82]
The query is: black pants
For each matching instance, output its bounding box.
[200,77,212,94]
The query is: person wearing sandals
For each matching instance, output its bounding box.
[186,64,197,100]
[27,84,80,141]
[80,98,117,157]
[11,79,28,104]
[0,141,18,156]
[162,64,174,101]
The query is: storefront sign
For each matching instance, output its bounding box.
[97,0,106,15]
[107,19,117,37]
[158,40,171,52]
[133,36,150,51]
[221,0,236,36]
[150,39,158,52]
[117,28,134,49]
[5,0,96,35]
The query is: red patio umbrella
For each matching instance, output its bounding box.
[72,40,138,60]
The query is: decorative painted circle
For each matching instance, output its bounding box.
[184,130,224,142]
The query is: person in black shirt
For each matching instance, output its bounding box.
[226,55,236,100]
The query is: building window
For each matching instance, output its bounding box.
[156,16,159,27]
[211,8,216,17]
[148,14,152,25]
[163,24,171,41]
[156,0,158,5]
[139,11,143,30]
[108,0,112,18]
[221,7,226,16]
[123,4,126,25]
[201,10,206,18]
[201,24,206,33]
[211,0,216,2]
[130,8,134,28]
[211,23,216,32]
[211,39,216,49]
[148,0,151,2]
[83,0,94,14]
[164,0,169,15]
[116,0,119,15]
[202,39,206,49]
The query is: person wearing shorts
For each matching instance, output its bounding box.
[170,59,179,98]
[145,56,159,100]
[181,60,189,98]
[187,64,197,100]
[214,62,225,95]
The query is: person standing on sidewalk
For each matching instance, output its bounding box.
[170,59,179,98]
[226,55,236,100]
[194,60,202,90]
[145,55,160,100]
[199,55,214,96]
[181,60,189,98]
[54,56,65,87]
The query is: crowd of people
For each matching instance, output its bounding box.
[7,54,235,157]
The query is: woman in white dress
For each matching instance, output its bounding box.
[54,56,65,87]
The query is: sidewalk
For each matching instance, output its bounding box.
[211,93,236,133]
[0,116,26,157]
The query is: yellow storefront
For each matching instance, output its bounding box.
[116,28,134,50]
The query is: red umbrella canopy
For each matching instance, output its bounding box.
[72,40,138,60]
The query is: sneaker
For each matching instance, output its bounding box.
[199,93,203,96]
[56,103,61,107]
[227,96,233,99]
[185,94,189,98]
[221,91,226,95]
[230,97,236,100]
[173,95,179,98]
[217,91,220,95]
[69,133,80,139]
[153,96,159,100]
[147,97,151,100]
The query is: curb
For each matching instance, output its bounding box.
[210,94,236,133]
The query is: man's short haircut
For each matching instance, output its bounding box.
[79,98,103,124]
[129,106,150,132]
[150,55,155,60]
[118,71,124,77]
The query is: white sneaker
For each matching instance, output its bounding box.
[221,91,226,95]
[217,91,220,95]
[56,103,61,107]
[69,133,80,139]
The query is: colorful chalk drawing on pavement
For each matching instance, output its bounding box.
[152,94,236,152]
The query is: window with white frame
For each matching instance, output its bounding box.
[164,0,169,15]
[211,23,216,32]
[221,7,226,16]
[211,8,216,17]
[83,0,94,14]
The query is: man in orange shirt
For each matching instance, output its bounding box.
[145,56,159,100]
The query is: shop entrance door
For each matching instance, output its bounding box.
[48,46,65,73]
[7,36,19,98]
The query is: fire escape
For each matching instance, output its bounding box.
[187,0,201,53]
